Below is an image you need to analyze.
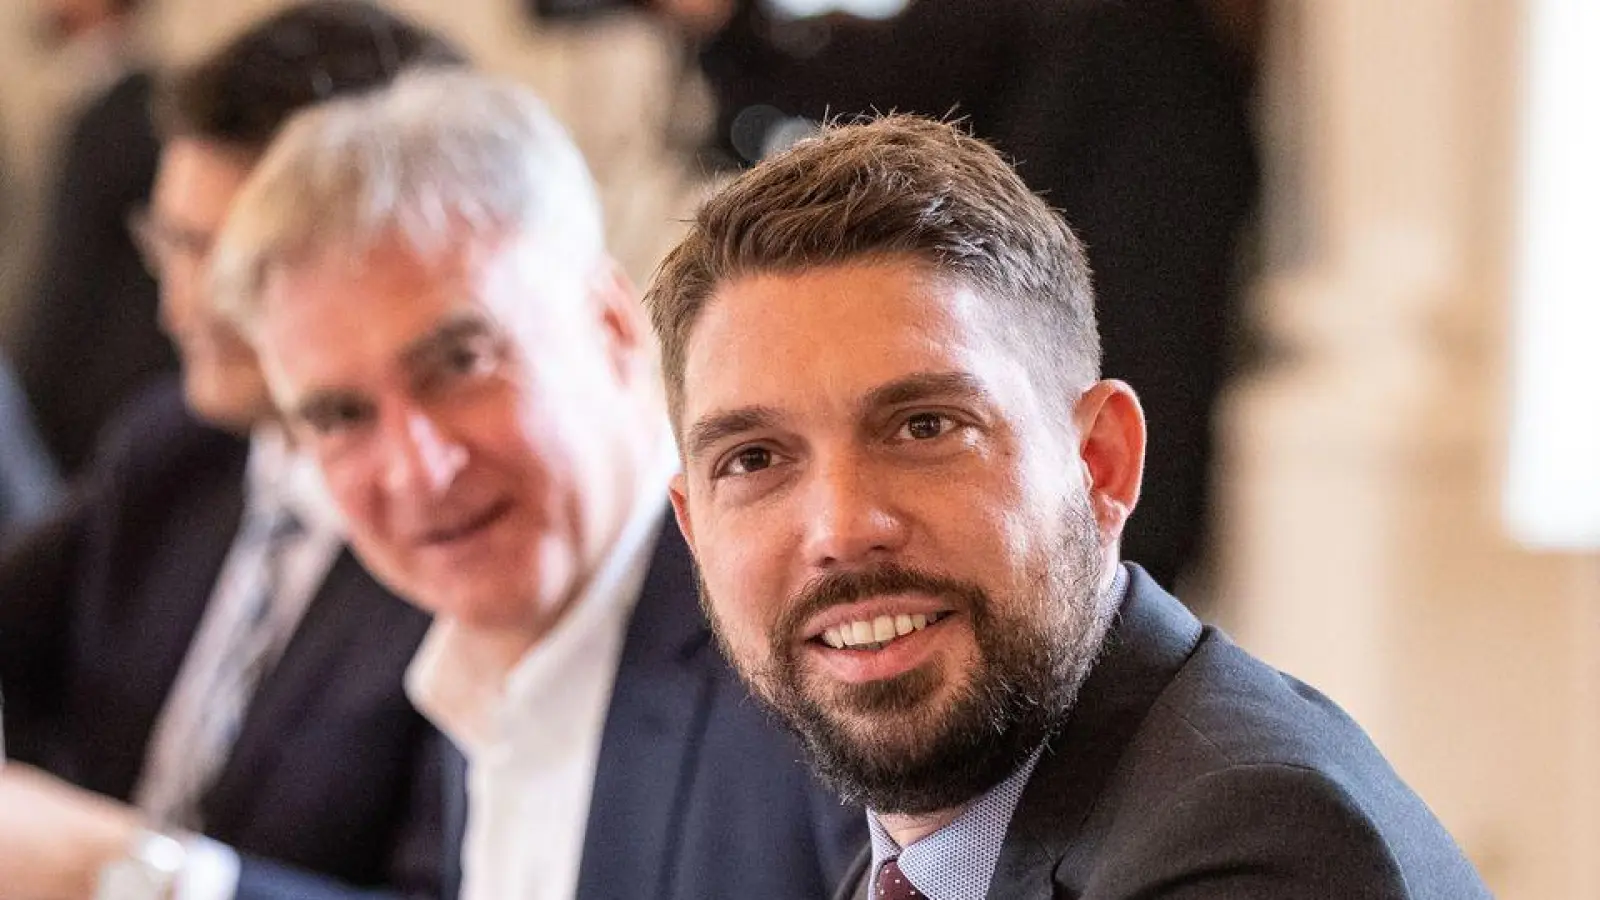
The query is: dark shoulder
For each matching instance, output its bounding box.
[1132,626,1421,803]
[1088,630,1488,897]
[695,642,868,888]
[1135,627,1441,803]
[1150,628,1384,767]
[66,70,157,148]
[89,70,153,116]
[1084,761,1412,898]
[83,377,248,501]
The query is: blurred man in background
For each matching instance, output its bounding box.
[12,0,165,476]
[10,62,167,476]
[213,69,864,900]
[0,5,464,899]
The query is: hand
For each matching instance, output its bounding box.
[0,764,139,900]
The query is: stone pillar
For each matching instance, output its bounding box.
[1217,2,1600,897]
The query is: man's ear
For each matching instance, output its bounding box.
[1073,379,1145,546]
[589,258,648,383]
[668,471,696,555]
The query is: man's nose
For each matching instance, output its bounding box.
[381,406,467,497]
[800,453,909,568]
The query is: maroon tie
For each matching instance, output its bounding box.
[875,858,926,900]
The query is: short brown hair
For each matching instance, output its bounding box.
[645,114,1100,431]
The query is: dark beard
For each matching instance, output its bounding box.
[701,501,1112,816]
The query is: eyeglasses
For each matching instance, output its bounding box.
[127,206,216,280]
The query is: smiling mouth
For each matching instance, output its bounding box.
[420,499,512,545]
[815,611,951,652]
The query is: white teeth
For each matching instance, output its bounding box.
[823,612,944,649]
[851,621,874,645]
[872,616,896,642]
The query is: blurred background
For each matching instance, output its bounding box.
[1,0,1595,896]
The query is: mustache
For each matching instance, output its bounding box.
[774,562,991,644]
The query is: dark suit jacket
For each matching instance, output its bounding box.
[835,565,1490,899]
[0,379,445,900]
[441,521,867,899]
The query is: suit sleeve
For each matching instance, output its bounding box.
[1097,763,1414,899]
[232,730,447,900]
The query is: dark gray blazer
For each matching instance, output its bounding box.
[835,565,1490,899]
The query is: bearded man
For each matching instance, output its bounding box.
[646,114,1492,900]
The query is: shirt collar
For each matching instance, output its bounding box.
[245,425,343,536]
[863,564,1131,900]
[865,749,1042,900]
[406,428,681,753]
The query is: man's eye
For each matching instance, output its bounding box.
[417,339,501,395]
[305,398,373,436]
[444,342,486,371]
[721,446,774,477]
[898,412,952,441]
[445,342,496,376]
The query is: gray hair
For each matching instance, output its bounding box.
[211,69,604,330]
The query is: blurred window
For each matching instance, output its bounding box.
[1506,0,1600,548]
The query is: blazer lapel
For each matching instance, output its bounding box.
[987,565,1203,899]
[95,443,246,802]
[575,521,718,900]
[199,549,377,834]
[830,846,872,900]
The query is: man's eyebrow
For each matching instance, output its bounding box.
[860,371,991,412]
[681,373,990,460]
[290,387,372,426]
[398,313,495,371]
[684,406,783,460]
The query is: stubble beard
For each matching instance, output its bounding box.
[703,500,1114,816]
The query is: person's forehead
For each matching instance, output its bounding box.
[695,260,994,353]
[259,232,584,371]
[680,260,1017,416]
[260,246,475,363]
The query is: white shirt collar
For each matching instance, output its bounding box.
[245,424,344,536]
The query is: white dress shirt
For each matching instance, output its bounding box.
[406,435,680,900]
[130,426,345,900]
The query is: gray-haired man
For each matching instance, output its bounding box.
[211,71,864,900]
